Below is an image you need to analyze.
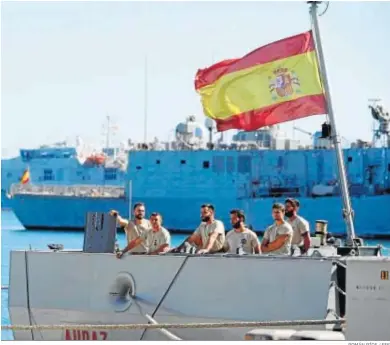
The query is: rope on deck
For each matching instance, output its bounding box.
[2,319,345,331]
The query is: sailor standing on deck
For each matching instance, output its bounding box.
[285,198,311,255]
[223,209,261,254]
[110,202,150,253]
[116,212,171,257]
[174,204,225,254]
[261,203,293,255]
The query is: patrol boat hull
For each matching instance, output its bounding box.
[9,251,340,341]
[9,250,390,341]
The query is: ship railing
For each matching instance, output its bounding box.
[9,184,126,198]
[236,182,306,199]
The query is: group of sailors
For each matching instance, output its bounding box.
[110,198,311,257]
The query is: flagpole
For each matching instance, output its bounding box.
[128,180,132,220]
[308,1,356,244]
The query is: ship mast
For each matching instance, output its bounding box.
[106,115,111,149]
[143,55,148,143]
[102,115,118,150]
[308,1,356,244]
[369,98,381,145]
[369,98,390,148]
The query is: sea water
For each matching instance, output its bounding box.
[1,210,389,340]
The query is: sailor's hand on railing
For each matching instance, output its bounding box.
[169,247,181,254]
[110,210,119,217]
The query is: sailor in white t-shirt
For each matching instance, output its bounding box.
[224,209,260,254]
[285,198,311,255]
[261,203,293,255]
[110,202,150,253]
[174,204,225,254]
[116,212,171,257]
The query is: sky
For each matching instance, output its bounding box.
[1,0,389,157]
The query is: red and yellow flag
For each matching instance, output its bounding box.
[195,31,327,131]
[20,168,30,184]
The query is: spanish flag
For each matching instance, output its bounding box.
[195,31,327,131]
[20,168,30,184]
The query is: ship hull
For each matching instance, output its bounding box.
[11,194,128,230]
[10,193,390,238]
[139,194,390,238]
[8,250,337,341]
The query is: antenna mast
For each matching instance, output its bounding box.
[368,98,390,148]
[101,114,118,149]
[106,115,111,149]
[143,56,148,143]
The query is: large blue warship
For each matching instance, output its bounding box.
[7,103,390,238]
[1,117,127,209]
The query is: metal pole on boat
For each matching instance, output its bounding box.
[308,1,356,244]
[128,180,132,219]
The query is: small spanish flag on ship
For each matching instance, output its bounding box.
[20,168,30,184]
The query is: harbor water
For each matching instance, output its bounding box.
[1,210,390,340]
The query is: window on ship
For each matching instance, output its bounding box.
[238,156,251,174]
[43,169,54,181]
[104,168,117,181]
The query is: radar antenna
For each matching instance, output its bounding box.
[175,115,204,150]
[368,98,390,148]
[204,118,217,149]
